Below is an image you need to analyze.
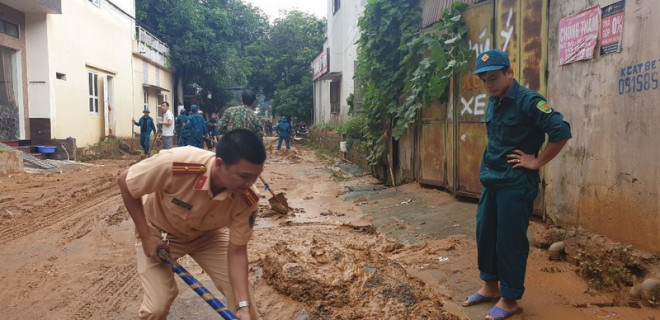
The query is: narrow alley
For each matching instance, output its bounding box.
[0,142,657,319]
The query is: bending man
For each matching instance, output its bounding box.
[118,129,264,319]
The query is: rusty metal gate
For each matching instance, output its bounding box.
[419,98,451,186]
[419,0,548,198]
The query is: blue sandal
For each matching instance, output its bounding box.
[485,306,521,319]
[462,292,501,307]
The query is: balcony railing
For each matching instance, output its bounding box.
[135,26,170,68]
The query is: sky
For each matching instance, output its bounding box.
[242,0,327,22]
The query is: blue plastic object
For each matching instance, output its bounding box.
[36,145,56,154]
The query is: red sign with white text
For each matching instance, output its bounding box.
[558,6,600,65]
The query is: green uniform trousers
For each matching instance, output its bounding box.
[476,182,538,300]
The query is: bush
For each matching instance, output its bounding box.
[310,122,337,131]
[335,114,368,140]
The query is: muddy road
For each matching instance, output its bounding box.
[0,143,657,319]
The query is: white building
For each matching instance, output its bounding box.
[132,25,173,136]
[0,0,172,147]
[0,0,61,144]
[312,0,366,125]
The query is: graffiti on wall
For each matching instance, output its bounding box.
[461,26,491,117]
[500,8,514,52]
[460,7,518,118]
[460,93,488,116]
[618,60,659,95]
[469,27,491,56]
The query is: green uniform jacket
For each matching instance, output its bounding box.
[218,105,263,136]
[480,80,572,189]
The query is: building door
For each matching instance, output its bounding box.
[330,79,341,124]
[103,75,110,137]
[105,75,115,136]
[0,46,20,140]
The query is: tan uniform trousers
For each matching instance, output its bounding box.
[135,227,259,319]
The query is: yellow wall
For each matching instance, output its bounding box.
[46,0,134,146]
[129,54,173,138]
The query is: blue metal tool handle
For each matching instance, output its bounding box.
[258,175,277,197]
[157,248,238,320]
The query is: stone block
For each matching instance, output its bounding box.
[0,150,24,175]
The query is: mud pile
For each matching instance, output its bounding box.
[260,226,459,320]
[532,224,660,291]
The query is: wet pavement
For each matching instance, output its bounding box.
[356,184,477,243]
[349,180,487,320]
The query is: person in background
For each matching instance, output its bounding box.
[178,109,190,147]
[158,102,175,149]
[175,107,187,146]
[276,116,292,151]
[133,108,157,156]
[206,112,219,150]
[218,90,263,139]
[186,105,208,149]
[463,49,571,320]
[198,109,212,149]
[263,119,272,136]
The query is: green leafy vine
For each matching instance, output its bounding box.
[356,1,473,165]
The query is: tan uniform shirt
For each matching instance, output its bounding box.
[125,146,258,245]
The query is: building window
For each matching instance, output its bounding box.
[143,61,149,84]
[143,89,149,111]
[0,18,20,38]
[88,72,99,113]
[330,80,341,114]
[89,0,101,7]
[333,0,341,14]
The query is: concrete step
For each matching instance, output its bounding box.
[0,142,55,169]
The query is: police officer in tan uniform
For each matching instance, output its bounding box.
[118,129,265,320]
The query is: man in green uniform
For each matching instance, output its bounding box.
[462,49,571,320]
[218,90,263,139]
[175,107,187,146]
[133,108,157,156]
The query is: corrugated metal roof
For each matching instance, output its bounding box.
[420,0,486,28]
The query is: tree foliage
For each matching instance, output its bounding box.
[356,0,422,165]
[248,11,326,122]
[356,1,472,165]
[399,3,473,134]
[136,2,325,119]
[136,0,269,109]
